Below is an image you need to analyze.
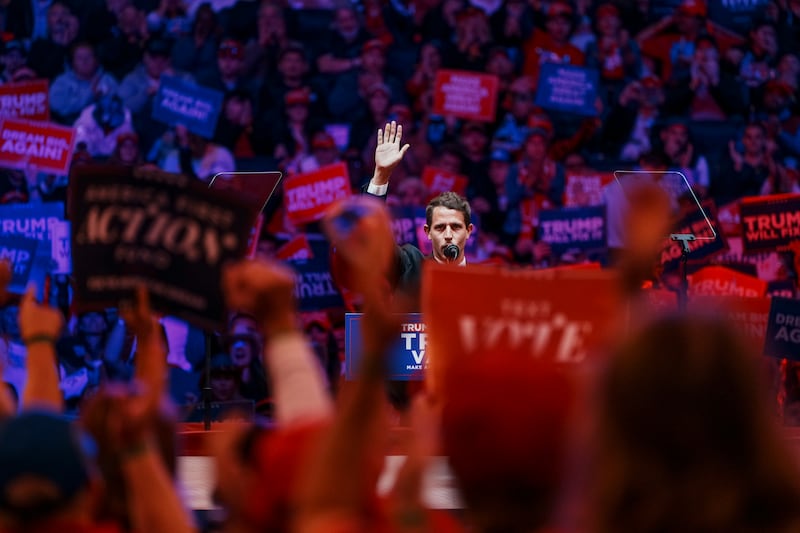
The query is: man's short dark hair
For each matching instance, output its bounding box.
[426,191,471,227]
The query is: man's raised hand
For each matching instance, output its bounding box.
[373,120,410,185]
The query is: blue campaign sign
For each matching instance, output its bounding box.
[152,76,224,138]
[285,236,344,312]
[389,205,426,247]
[539,205,606,254]
[0,202,64,291]
[345,313,426,381]
[708,0,768,35]
[764,297,800,360]
[0,235,39,293]
[534,64,600,117]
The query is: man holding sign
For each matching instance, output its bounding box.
[331,122,474,304]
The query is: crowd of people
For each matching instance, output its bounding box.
[2,197,800,532]
[1,0,800,529]
[0,0,796,409]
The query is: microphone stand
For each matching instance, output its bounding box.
[670,233,695,312]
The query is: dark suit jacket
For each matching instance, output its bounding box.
[363,185,427,307]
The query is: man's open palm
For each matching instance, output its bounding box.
[374,121,410,178]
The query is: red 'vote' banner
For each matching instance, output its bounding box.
[422,263,622,394]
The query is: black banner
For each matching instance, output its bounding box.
[69,165,259,330]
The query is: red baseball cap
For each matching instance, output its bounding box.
[284,88,311,106]
[678,0,707,17]
[547,0,574,18]
[312,131,336,149]
[596,2,619,18]
[218,38,245,59]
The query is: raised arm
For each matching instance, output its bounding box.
[222,259,333,425]
[18,285,64,412]
[0,262,14,419]
[121,285,168,409]
[366,121,411,198]
[295,197,405,531]
[99,391,196,533]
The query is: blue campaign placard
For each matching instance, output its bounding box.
[764,297,800,361]
[0,235,39,293]
[707,0,769,35]
[538,205,606,254]
[389,205,426,248]
[152,76,224,138]
[0,202,64,292]
[285,237,344,312]
[345,313,426,381]
[534,63,600,117]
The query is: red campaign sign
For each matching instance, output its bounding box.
[275,234,313,261]
[432,69,499,122]
[717,201,741,237]
[563,171,613,207]
[689,265,767,298]
[0,118,75,174]
[739,193,800,252]
[422,263,622,394]
[641,288,679,313]
[0,80,49,121]
[283,162,352,225]
[688,295,770,353]
[421,166,468,199]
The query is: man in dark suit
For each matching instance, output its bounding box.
[360,121,474,303]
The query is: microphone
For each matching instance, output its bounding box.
[443,244,460,261]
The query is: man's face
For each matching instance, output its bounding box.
[361,48,385,73]
[437,153,461,174]
[742,125,765,155]
[753,25,778,56]
[461,129,488,155]
[489,160,510,187]
[335,8,359,39]
[425,206,473,263]
[307,325,328,347]
[0,49,24,73]
[211,373,237,400]
[278,51,306,80]
[229,337,254,368]
[524,134,548,160]
[779,54,800,78]
[545,15,571,43]
[675,12,702,34]
[509,86,534,119]
[661,124,688,157]
[597,12,620,36]
[218,53,243,79]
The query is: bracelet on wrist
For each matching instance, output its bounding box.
[23,334,58,347]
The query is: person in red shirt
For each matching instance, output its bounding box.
[522,0,585,83]
[636,0,743,80]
